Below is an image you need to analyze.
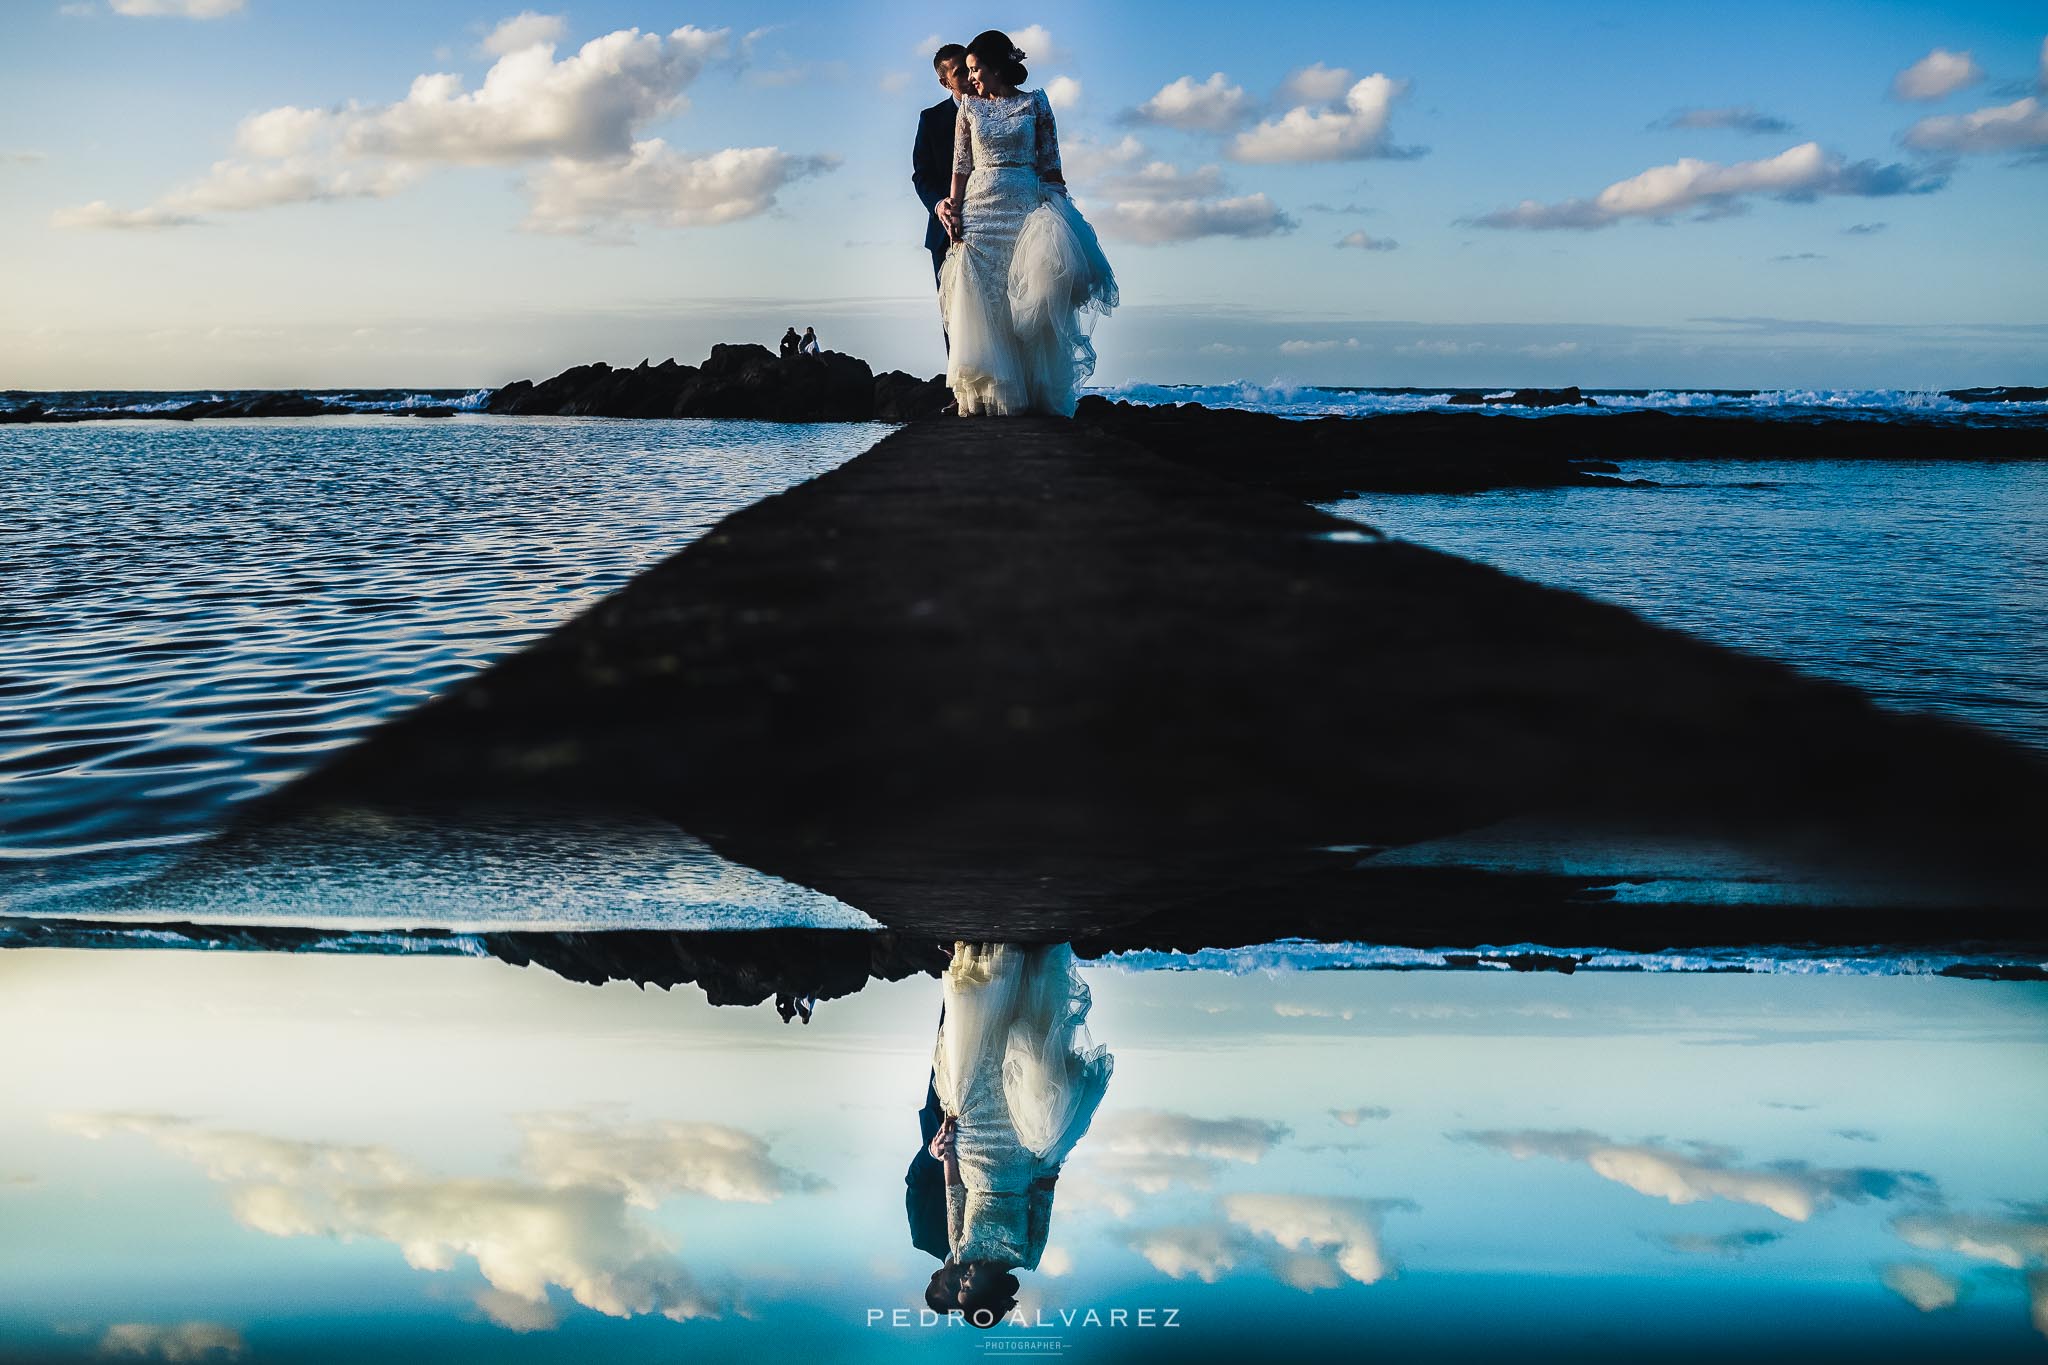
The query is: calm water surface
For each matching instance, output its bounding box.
[0,416,886,876]
[0,949,2042,1362]
[1329,458,2048,752]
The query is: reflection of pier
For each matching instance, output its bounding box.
[160,418,2045,938]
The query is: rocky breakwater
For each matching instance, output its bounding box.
[485,344,952,423]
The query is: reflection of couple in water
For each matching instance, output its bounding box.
[905,942,1113,1327]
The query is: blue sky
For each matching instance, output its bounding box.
[1,0,2043,388]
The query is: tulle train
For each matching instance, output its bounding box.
[940,194,1118,418]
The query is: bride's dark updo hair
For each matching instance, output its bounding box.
[965,29,1028,87]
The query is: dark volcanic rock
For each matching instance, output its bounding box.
[1075,397,1642,495]
[874,370,952,421]
[409,407,457,418]
[489,347,880,421]
[1448,386,1598,408]
[1946,386,2048,404]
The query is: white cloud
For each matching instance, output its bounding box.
[1280,337,1360,353]
[1652,106,1795,135]
[1090,192,1294,244]
[1469,141,1946,229]
[523,141,835,237]
[1902,97,2048,155]
[1467,1129,1932,1222]
[879,71,910,94]
[51,200,204,229]
[1277,63,1355,106]
[96,1322,244,1361]
[481,11,567,58]
[107,0,245,16]
[1060,135,1147,183]
[1891,47,1983,101]
[1337,230,1396,251]
[1231,74,1414,162]
[1045,75,1082,112]
[1330,1107,1391,1125]
[1132,73,1255,131]
[1880,1262,1961,1312]
[1037,1245,1073,1276]
[1521,340,1581,358]
[55,23,833,237]
[343,27,731,165]
[1400,339,1484,355]
[1010,25,1063,67]
[1199,342,1246,355]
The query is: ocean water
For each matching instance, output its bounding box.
[1324,459,2048,753]
[0,416,887,871]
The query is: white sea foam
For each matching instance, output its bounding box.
[1088,382,2048,422]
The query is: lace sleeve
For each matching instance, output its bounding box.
[952,101,974,176]
[1033,89,1062,181]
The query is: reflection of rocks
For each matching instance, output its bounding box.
[61,1111,823,1331]
[1464,1129,1936,1221]
[481,927,951,1004]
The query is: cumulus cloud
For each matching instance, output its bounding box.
[49,201,203,229]
[1224,1193,1401,1285]
[1902,97,2048,155]
[1892,48,1984,101]
[1651,106,1794,135]
[1070,136,1295,244]
[107,0,245,16]
[1231,74,1417,163]
[1130,1224,1245,1282]
[1278,63,1356,106]
[96,1322,244,1361]
[1044,76,1082,112]
[1337,230,1396,251]
[524,142,836,236]
[1131,73,1256,131]
[1280,338,1360,353]
[62,1112,819,1330]
[1468,141,1947,229]
[1880,1261,1962,1312]
[1010,25,1064,67]
[1464,1129,1935,1222]
[481,11,567,57]
[55,22,831,236]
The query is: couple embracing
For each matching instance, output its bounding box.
[913,31,1118,417]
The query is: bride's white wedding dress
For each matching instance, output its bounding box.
[938,89,1118,417]
[931,942,1113,1268]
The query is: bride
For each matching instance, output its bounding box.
[923,941,1113,1326]
[936,30,1118,417]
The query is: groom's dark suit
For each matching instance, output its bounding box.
[913,95,959,286]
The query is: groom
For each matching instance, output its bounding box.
[913,43,968,288]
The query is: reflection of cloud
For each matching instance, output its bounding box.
[1038,1245,1073,1277]
[1892,1209,2048,1269]
[96,1323,244,1361]
[1224,1193,1398,1285]
[1464,1129,1933,1221]
[1097,1111,1288,1163]
[62,1112,820,1330]
[1880,1261,1960,1312]
[1659,1229,1783,1257]
[1127,1195,1409,1292]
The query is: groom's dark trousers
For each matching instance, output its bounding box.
[913,96,958,288]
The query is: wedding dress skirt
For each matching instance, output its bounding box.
[939,170,1118,417]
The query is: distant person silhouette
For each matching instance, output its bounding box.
[800,326,821,355]
[779,327,801,360]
